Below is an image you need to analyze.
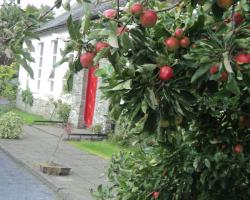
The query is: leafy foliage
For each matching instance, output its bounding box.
[0,112,23,139]
[21,88,33,106]
[59,0,250,199]
[0,63,18,100]
[56,102,71,122]
[0,2,55,76]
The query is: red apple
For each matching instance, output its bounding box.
[153,191,160,199]
[95,42,109,53]
[103,9,117,19]
[164,37,180,51]
[220,71,228,81]
[130,2,143,15]
[80,52,95,68]
[233,12,244,25]
[174,28,184,39]
[216,0,234,9]
[159,66,174,81]
[234,53,250,64]
[140,10,158,28]
[116,26,129,36]
[234,144,243,153]
[180,37,190,48]
[210,65,219,74]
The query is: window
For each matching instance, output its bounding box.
[37,42,44,91]
[37,80,41,90]
[52,40,58,65]
[38,69,42,78]
[48,40,58,92]
[26,74,30,89]
[39,42,44,67]
[50,81,54,92]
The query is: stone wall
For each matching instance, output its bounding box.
[68,69,88,128]
[93,78,110,132]
[16,90,57,120]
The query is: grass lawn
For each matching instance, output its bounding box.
[0,105,46,124]
[70,140,130,160]
[11,108,46,124]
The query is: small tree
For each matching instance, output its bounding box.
[57,0,250,199]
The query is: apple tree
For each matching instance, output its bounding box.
[59,0,250,199]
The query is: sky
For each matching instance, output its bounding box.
[19,0,55,7]
[0,0,55,8]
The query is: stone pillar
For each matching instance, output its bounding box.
[68,69,88,128]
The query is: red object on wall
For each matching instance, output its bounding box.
[84,66,98,128]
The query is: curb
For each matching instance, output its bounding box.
[0,144,70,200]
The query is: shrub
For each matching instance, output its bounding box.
[21,88,33,106]
[0,105,12,116]
[0,112,23,139]
[90,124,102,134]
[57,102,71,122]
[0,63,18,101]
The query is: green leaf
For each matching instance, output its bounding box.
[81,12,91,35]
[108,34,118,48]
[110,80,132,91]
[121,33,133,52]
[67,73,74,91]
[95,68,106,77]
[67,15,80,40]
[145,88,158,110]
[191,65,210,83]
[193,157,200,170]
[94,48,110,65]
[18,58,34,79]
[53,57,69,68]
[55,0,62,8]
[226,74,241,95]
[223,52,233,73]
[24,40,35,52]
[204,159,211,169]
[62,0,71,11]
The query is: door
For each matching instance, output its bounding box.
[84,67,98,128]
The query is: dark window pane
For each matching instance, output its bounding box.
[37,80,40,90]
[50,81,54,92]
[40,43,44,56]
[53,40,58,54]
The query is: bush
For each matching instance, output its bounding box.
[57,102,71,122]
[0,63,18,101]
[21,88,33,106]
[0,112,23,139]
[90,124,103,134]
[0,105,12,116]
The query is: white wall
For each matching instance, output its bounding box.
[18,27,72,103]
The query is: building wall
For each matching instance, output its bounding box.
[17,27,109,130]
[17,27,71,120]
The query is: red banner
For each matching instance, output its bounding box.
[84,67,98,128]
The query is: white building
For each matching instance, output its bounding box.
[16,1,123,129]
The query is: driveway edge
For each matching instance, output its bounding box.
[0,144,70,200]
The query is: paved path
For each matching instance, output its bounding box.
[0,98,10,105]
[0,150,58,200]
[0,125,108,200]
